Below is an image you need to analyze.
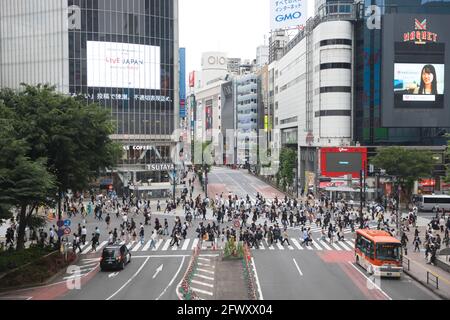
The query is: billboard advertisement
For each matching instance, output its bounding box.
[270,0,308,31]
[179,48,186,118]
[382,15,450,127]
[320,147,367,179]
[189,71,195,88]
[87,41,160,90]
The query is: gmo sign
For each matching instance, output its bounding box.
[276,11,302,22]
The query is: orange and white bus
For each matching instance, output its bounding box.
[355,229,403,278]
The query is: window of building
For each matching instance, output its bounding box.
[320,63,351,70]
[319,39,352,47]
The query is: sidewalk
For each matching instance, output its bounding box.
[402,224,450,299]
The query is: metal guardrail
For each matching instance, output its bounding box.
[402,256,410,271]
[427,271,439,289]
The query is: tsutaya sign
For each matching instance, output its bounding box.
[403,19,438,45]
[146,164,175,172]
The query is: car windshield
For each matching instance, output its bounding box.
[376,243,401,261]
[102,249,117,258]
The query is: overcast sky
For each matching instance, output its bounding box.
[179,0,314,75]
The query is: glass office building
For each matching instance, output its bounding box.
[0,0,179,195]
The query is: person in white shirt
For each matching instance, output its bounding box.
[81,226,87,245]
[149,230,158,250]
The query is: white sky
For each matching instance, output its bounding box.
[179,0,315,75]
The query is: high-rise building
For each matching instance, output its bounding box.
[256,45,270,69]
[0,0,180,197]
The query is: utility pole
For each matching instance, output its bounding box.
[172,166,176,204]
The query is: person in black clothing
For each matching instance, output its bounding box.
[401,233,409,255]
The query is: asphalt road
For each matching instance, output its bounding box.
[0,167,441,300]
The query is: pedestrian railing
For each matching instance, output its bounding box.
[427,271,439,289]
[402,256,410,271]
[178,242,201,300]
[242,244,259,300]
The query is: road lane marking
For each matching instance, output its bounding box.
[197,268,214,274]
[264,240,274,250]
[311,241,323,251]
[194,274,214,281]
[126,242,135,250]
[119,241,125,245]
[330,242,342,251]
[108,272,119,279]
[347,261,392,300]
[141,240,152,251]
[275,242,284,250]
[198,257,210,262]
[97,241,108,251]
[81,245,94,255]
[259,242,265,250]
[106,256,151,300]
[181,239,191,250]
[156,256,186,300]
[287,244,294,250]
[153,239,163,251]
[191,238,199,249]
[291,238,303,250]
[191,287,213,296]
[251,257,264,300]
[171,242,180,250]
[191,280,214,288]
[198,262,214,267]
[152,264,164,279]
[161,239,171,251]
[132,242,142,252]
[337,241,352,251]
[293,258,303,276]
[345,240,355,248]
[317,239,332,250]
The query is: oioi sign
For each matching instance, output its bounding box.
[270,0,308,31]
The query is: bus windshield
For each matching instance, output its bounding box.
[376,243,401,261]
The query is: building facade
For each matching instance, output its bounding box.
[0,0,180,197]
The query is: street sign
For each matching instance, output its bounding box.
[57,229,65,237]
[64,227,71,235]
[64,220,71,227]
[57,220,64,228]
[234,220,240,228]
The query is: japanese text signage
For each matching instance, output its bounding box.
[270,0,308,31]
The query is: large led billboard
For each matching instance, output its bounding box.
[382,15,450,127]
[320,147,367,179]
[87,41,160,90]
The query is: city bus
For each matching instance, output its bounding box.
[417,194,450,212]
[355,229,403,278]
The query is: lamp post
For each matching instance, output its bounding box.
[172,165,176,204]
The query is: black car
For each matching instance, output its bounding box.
[100,245,131,271]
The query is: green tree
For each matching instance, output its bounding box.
[277,148,297,191]
[0,122,56,250]
[371,147,434,208]
[0,84,122,247]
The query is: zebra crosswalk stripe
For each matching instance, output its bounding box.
[265,240,274,250]
[287,244,294,250]
[311,241,323,251]
[337,241,352,251]
[161,239,171,251]
[131,242,142,252]
[345,240,355,248]
[259,242,265,250]
[330,242,342,251]
[275,242,284,250]
[126,242,135,250]
[317,239,332,250]
[291,238,303,250]
[142,240,152,251]
[153,239,163,251]
[97,241,108,251]
[181,239,191,250]
[81,244,93,255]
[191,238,199,250]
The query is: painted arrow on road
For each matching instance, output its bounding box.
[108,272,119,279]
[152,264,164,279]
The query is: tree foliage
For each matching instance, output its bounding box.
[371,147,434,204]
[277,148,297,191]
[0,84,121,249]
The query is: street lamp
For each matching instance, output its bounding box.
[172,166,176,204]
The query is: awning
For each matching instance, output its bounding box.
[319,181,345,188]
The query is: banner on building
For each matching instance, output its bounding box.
[270,0,308,31]
[189,71,196,88]
[179,48,186,118]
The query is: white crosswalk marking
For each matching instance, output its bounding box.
[305,243,313,250]
[265,240,274,250]
[291,238,303,250]
[126,242,135,250]
[345,240,355,248]
[142,240,152,251]
[287,244,294,250]
[81,245,93,255]
[172,241,180,250]
[275,242,284,250]
[337,241,351,251]
[153,239,163,251]
[181,239,191,250]
[330,242,342,251]
[119,241,125,245]
[97,241,108,251]
[131,242,142,252]
[161,239,171,251]
[318,239,332,250]
[311,241,323,251]
[191,238,199,250]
